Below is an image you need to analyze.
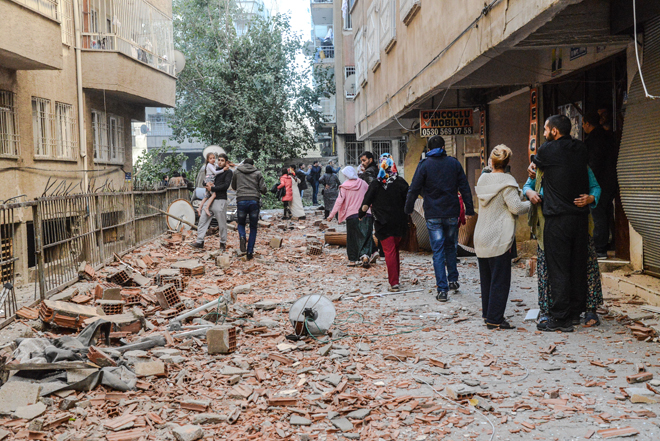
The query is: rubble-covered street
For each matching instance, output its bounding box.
[1,208,659,441]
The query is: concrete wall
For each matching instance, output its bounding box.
[0,0,62,70]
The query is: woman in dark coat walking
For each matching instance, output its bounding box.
[319,165,341,219]
[359,154,409,291]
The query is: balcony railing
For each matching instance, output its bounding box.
[79,0,175,76]
[311,0,333,3]
[314,45,334,62]
[10,0,59,20]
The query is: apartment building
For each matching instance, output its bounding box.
[348,0,660,277]
[0,0,176,284]
[312,0,403,169]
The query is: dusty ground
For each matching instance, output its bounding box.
[0,207,659,441]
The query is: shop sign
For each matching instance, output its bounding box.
[479,108,486,168]
[528,88,538,163]
[419,109,474,137]
[570,47,587,60]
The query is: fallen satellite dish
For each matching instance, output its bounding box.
[167,199,195,232]
[289,294,336,337]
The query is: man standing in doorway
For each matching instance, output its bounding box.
[191,153,232,251]
[309,161,322,205]
[533,115,590,332]
[582,111,617,259]
[232,158,268,260]
[358,151,379,184]
[404,136,474,302]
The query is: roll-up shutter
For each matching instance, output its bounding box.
[618,16,660,275]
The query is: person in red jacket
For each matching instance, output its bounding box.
[277,167,293,220]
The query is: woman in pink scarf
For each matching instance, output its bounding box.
[327,166,377,267]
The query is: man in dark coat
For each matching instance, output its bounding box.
[191,154,232,251]
[309,161,322,205]
[533,115,590,332]
[404,136,475,302]
[358,151,379,184]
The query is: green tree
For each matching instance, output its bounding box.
[170,0,333,197]
[133,142,189,190]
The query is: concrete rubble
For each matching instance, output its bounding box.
[0,208,658,440]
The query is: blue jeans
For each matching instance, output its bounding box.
[427,218,459,292]
[311,181,320,205]
[236,200,260,254]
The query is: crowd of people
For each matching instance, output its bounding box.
[178,112,611,333]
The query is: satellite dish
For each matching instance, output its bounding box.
[174,50,186,76]
[289,295,336,336]
[344,74,356,96]
[202,145,226,161]
[140,124,149,134]
[167,199,195,232]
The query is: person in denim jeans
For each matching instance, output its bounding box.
[404,136,475,302]
[231,159,267,260]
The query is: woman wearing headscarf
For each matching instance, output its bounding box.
[288,165,306,220]
[319,165,341,219]
[327,166,376,266]
[358,154,409,291]
[474,145,531,329]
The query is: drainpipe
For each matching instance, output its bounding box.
[72,0,88,191]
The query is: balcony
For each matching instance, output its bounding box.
[319,95,336,124]
[0,0,63,70]
[314,43,335,63]
[79,0,176,107]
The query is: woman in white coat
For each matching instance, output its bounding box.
[474,145,531,330]
[288,165,306,219]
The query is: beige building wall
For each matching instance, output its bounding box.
[0,0,176,286]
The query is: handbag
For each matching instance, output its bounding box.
[399,215,419,252]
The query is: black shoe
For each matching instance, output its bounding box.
[189,242,204,249]
[486,320,516,330]
[571,313,582,326]
[246,253,254,261]
[538,317,573,332]
[597,252,608,259]
[436,291,448,302]
[239,237,247,253]
[219,243,226,251]
[449,281,460,292]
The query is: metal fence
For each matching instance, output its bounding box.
[0,205,18,321]
[35,187,187,297]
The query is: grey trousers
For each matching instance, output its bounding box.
[196,199,227,244]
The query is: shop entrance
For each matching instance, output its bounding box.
[542,53,629,260]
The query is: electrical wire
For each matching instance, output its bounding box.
[633,0,660,99]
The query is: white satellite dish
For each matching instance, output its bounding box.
[140,124,149,134]
[289,295,336,336]
[167,199,195,232]
[202,145,226,161]
[174,50,186,76]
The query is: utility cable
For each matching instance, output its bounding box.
[633,0,660,99]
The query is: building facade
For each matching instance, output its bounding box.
[310,0,402,169]
[349,0,660,276]
[0,0,176,284]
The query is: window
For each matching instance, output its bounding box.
[345,66,356,99]
[371,140,391,158]
[55,103,78,160]
[60,0,74,46]
[398,139,407,166]
[343,0,355,30]
[379,0,396,53]
[0,91,19,157]
[32,97,56,158]
[354,28,366,87]
[366,2,380,71]
[344,134,364,165]
[93,110,124,164]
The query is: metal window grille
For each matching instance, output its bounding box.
[398,139,407,166]
[345,66,356,99]
[55,103,78,160]
[32,97,57,158]
[80,0,175,76]
[0,91,20,157]
[371,140,391,158]
[344,134,364,165]
[60,0,74,46]
[93,109,124,164]
[12,0,59,20]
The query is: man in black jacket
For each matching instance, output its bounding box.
[533,115,590,332]
[404,136,475,302]
[191,154,232,251]
[232,158,268,260]
[358,151,379,184]
[583,111,617,258]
